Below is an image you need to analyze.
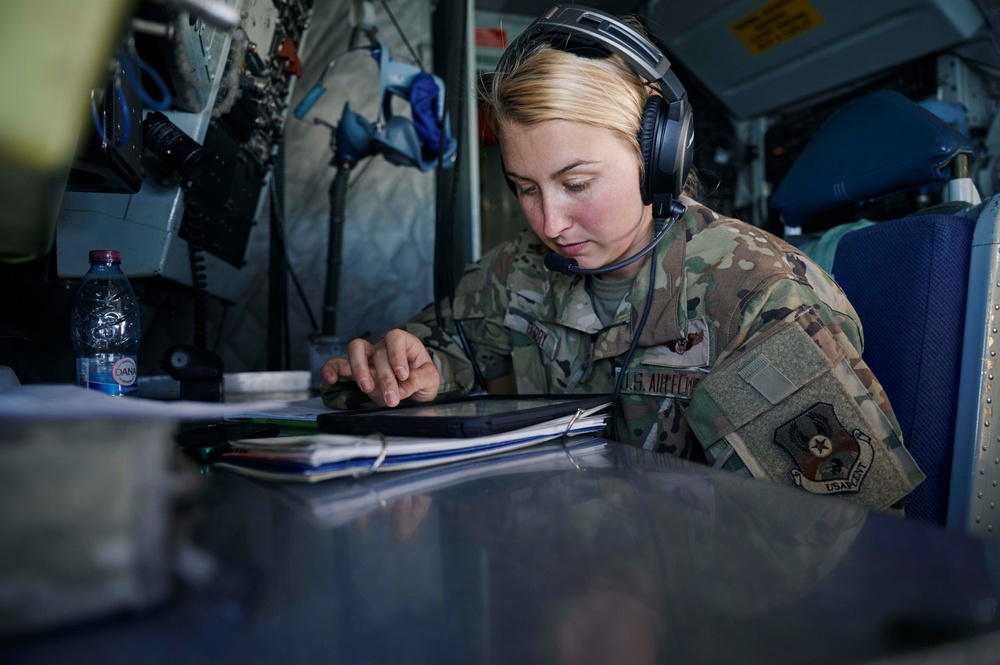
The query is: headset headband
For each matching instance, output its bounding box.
[497,4,687,103]
[496,4,693,215]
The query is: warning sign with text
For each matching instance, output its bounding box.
[730,0,825,55]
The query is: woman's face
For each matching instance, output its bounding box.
[501,119,653,279]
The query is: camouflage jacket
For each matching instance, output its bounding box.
[323,197,925,508]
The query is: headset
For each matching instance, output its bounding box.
[494,4,694,275]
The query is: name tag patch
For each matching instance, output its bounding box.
[503,304,559,358]
[620,368,704,397]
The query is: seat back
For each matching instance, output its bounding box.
[831,215,974,524]
[827,203,1000,536]
[770,90,973,233]
[769,87,991,528]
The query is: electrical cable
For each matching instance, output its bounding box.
[293,46,375,121]
[544,211,679,275]
[321,166,350,336]
[181,193,210,349]
[273,148,293,370]
[90,87,131,148]
[610,225,662,442]
[268,176,320,333]
[212,303,230,356]
[430,0,487,392]
[379,0,425,70]
[119,49,172,111]
[446,139,487,391]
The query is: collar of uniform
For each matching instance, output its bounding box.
[501,230,599,334]
[590,209,690,360]
[531,266,601,333]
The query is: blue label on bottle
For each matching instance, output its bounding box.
[77,356,138,396]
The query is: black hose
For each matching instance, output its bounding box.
[323,166,350,336]
[183,198,209,350]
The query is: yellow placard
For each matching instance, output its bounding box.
[730,0,825,55]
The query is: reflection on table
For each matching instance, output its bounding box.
[3,437,1000,664]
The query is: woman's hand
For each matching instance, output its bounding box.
[321,329,440,407]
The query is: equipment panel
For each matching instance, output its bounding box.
[57,0,313,302]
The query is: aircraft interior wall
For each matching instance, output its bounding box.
[0,0,438,387]
[4,0,1000,390]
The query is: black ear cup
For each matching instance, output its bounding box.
[639,97,662,207]
[639,95,694,207]
[664,98,695,201]
[492,6,695,210]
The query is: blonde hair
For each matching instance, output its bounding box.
[481,44,649,165]
[480,40,701,197]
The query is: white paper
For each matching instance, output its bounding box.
[0,384,292,421]
[227,404,612,465]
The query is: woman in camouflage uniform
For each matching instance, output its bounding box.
[321,6,924,510]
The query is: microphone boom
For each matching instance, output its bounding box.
[543,202,685,276]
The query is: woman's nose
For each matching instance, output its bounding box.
[540,197,572,239]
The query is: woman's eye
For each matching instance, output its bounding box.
[517,184,537,197]
[565,181,589,192]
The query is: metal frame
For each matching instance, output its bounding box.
[949,194,1000,536]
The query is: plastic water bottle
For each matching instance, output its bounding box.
[70,250,141,396]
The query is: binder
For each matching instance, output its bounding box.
[316,394,615,437]
[214,399,612,483]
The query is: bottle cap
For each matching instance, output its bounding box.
[89,250,122,263]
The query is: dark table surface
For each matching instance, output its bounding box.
[3,436,1000,664]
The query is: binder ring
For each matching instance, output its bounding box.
[563,408,585,436]
[561,408,586,470]
[353,432,390,479]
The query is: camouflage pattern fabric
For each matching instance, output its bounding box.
[322,197,924,509]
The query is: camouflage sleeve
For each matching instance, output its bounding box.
[685,277,925,510]
[319,241,518,409]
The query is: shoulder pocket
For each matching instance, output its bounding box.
[691,312,842,435]
[686,308,923,509]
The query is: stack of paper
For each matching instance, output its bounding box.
[214,403,611,482]
[271,437,614,527]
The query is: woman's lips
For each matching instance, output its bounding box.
[555,240,589,257]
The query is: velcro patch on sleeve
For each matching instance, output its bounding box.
[687,313,922,509]
[737,355,796,405]
[696,317,838,434]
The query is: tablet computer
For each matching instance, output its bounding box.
[316,394,615,438]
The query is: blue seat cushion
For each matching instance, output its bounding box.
[832,214,973,524]
[771,91,972,229]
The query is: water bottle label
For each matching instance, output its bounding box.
[76,356,138,396]
[112,357,138,387]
